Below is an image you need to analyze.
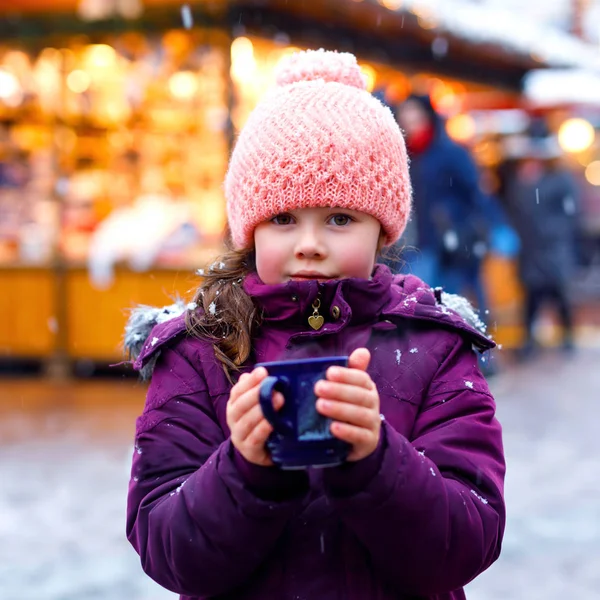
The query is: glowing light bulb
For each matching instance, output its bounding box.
[169,71,198,100]
[230,37,256,83]
[67,70,91,93]
[558,118,595,153]
[585,160,600,186]
[446,114,476,143]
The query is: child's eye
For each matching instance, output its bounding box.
[329,214,353,226]
[271,213,294,225]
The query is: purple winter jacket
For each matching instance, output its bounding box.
[126,265,505,600]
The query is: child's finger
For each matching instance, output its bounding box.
[317,399,376,429]
[259,390,285,414]
[236,390,284,438]
[348,348,371,372]
[228,385,261,423]
[245,418,275,448]
[230,368,267,402]
[230,388,283,430]
[234,403,268,441]
[329,420,375,447]
[315,379,374,407]
[324,366,373,389]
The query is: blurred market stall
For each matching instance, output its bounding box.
[0,0,598,371]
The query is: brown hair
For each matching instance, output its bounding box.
[185,244,261,383]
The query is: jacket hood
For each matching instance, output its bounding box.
[123,266,493,380]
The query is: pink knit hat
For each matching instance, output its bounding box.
[225,49,412,249]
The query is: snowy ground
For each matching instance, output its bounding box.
[1,347,599,600]
[466,348,600,600]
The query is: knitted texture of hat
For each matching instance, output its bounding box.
[225,49,412,248]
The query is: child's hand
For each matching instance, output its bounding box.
[226,368,284,467]
[315,348,381,462]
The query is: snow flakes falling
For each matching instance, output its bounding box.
[150,336,160,347]
[430,468,437,477]
[470,489,489,505]
[176,479,188,494]
[208,302,217,315]
[410,348,418,354]
[181,4,193,29]
[465,380,474,389]
[395,349,402,364]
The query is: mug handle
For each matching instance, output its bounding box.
[259,376,293,436]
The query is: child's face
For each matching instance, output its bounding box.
[254,207,382,285]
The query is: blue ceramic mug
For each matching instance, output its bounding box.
[257,356,351,469]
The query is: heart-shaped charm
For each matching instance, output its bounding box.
[308,314,324,330]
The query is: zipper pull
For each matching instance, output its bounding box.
[308,298,324,330]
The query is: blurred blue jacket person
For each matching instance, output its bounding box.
[391,94,493,314]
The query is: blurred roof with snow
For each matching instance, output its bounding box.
[384,0,600,71]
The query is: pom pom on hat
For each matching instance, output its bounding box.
[225,48,412,249]
[275,48,367,90]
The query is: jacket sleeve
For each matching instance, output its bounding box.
[126,342,309,598]
[322,334,506,595]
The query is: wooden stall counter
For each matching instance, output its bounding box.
[0,264,199,365]
[65,266,199,362]
[0,265,57,358]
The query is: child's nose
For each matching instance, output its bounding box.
[294,227,327,259]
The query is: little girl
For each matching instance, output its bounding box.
[125,49,505,600]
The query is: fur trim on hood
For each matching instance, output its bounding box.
[123,299,197,380]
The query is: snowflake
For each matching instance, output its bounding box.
[470,489,489,505]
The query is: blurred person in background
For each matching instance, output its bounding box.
[392,94,505,376]
[502,130,581,357]
[394,95,492,312]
